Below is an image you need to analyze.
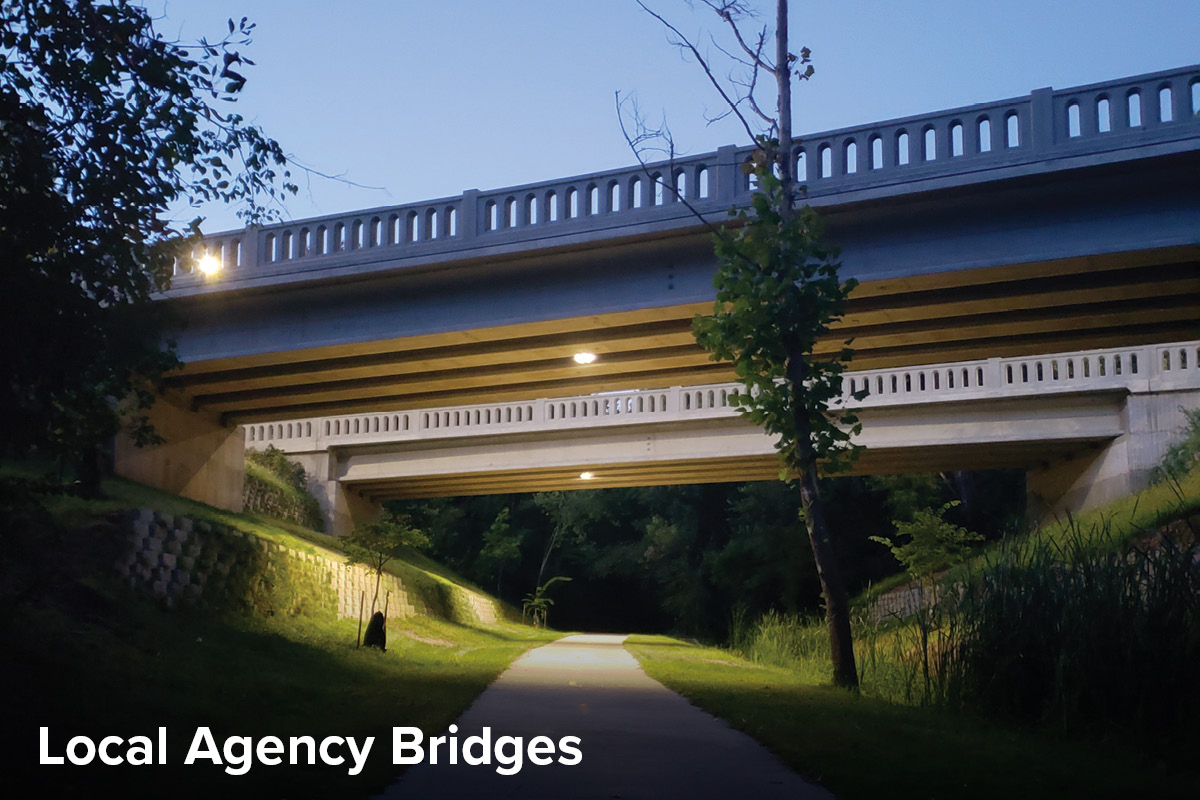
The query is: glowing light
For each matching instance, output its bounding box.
[197,253,221,276]
[579,471,595,480]
[573,352,597,365]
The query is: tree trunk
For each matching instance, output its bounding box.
[775,0,793,200]
[775,3,857,689]
[789,355,859,689]
[73,442,103,498]
[370,564,382,616]
[796,458,859,687]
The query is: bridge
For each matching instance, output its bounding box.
[116,64,1200,533]
[245,341,1200,532]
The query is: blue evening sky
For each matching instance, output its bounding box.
[155,1,1200,233]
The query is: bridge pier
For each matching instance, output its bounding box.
[114,396,245,512]
[1026,389,1200,525]
[289,451,380,536]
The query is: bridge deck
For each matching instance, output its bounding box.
[174,65,1200,297]
[161,65,1200,424]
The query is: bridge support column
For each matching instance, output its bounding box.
[290,452,381,536]
[1026,390,1200,525]
[114,397,245,512]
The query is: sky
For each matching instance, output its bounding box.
[154,0,1200,233]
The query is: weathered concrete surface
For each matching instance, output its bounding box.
[114,396,244,512]
[381,633,832,800]
[1027,388,1200,523]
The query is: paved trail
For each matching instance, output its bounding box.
[380,633,832,799]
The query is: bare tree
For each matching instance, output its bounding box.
[623,0,861,688]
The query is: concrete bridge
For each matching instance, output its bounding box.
[245,341,1200,533]
[117,64,1200,532]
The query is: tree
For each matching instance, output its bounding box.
[0,1,295,487]
[629,0,862,687]
[530,491,599,590]
[870,501,984,582]
[344,511,429,616]
[522,576,571,629]
[475,507,524,597]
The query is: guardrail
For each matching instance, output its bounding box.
[180,65,1200,283]
[245,340,1200,454]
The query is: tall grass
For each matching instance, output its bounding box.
[947,518,1199,741]
[730,516,1200,749]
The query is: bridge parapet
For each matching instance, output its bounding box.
[245,340,1200,455]
[175,65,1200,292]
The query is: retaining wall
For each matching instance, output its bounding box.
[116,508,500,626]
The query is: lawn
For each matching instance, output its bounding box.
[2,469,559,798]
[625,635,1198,800]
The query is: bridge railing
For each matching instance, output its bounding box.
[178,64,1200,281]
[244,340,1200,453]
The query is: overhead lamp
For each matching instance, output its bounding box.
[573,352,597,365]
[197,253,221,277]
[579,471,595,480]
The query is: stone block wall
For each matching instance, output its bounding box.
[117,509,502,626]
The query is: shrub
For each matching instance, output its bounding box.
[243,446,324,531]
[870,501,983,580]
[1153,406,1200,483]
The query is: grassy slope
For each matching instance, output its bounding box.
[47,472,504,614]
[625,635,1197,800]
[3,470,557,798]
[859,468,1200,605]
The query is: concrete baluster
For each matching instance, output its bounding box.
[1174,76,1193,124]
[460,190,479,242]
[984,358,1003,391]
[936,120,951,162]
[713,145,740,203]
[1030,89,1053,152]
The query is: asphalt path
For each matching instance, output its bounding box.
[380,633,833,799]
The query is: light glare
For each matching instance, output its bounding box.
[573,352,597,365]
[197,253,221,276]
[579,471,595,480]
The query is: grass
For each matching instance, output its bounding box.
[2,466,559,798]
[625,635,1199,799]
[9,591,557,797]
[858,468,1200,607]
[13,466,511,620]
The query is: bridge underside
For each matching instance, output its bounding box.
[346,440,1108,500]
[167,243,1200,425]
[333,393,1125,500]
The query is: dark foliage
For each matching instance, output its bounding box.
[393,471,1024,638]
[0,1,294,481]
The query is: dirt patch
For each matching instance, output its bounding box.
[699,657,747,667]
[400,630,455,647]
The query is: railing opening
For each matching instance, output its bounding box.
[1127,90,1142,127]
[1005,111,1020,147]
[1067,101,1081,137]
[978,116,992,152]
[1159,86,1173,122]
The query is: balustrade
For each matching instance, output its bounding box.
[245,340,1200,453]
[179,65,1199,280]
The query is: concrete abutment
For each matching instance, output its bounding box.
[1026,389,1200,524]
[289,451,381,536]
[114,396,245,512]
